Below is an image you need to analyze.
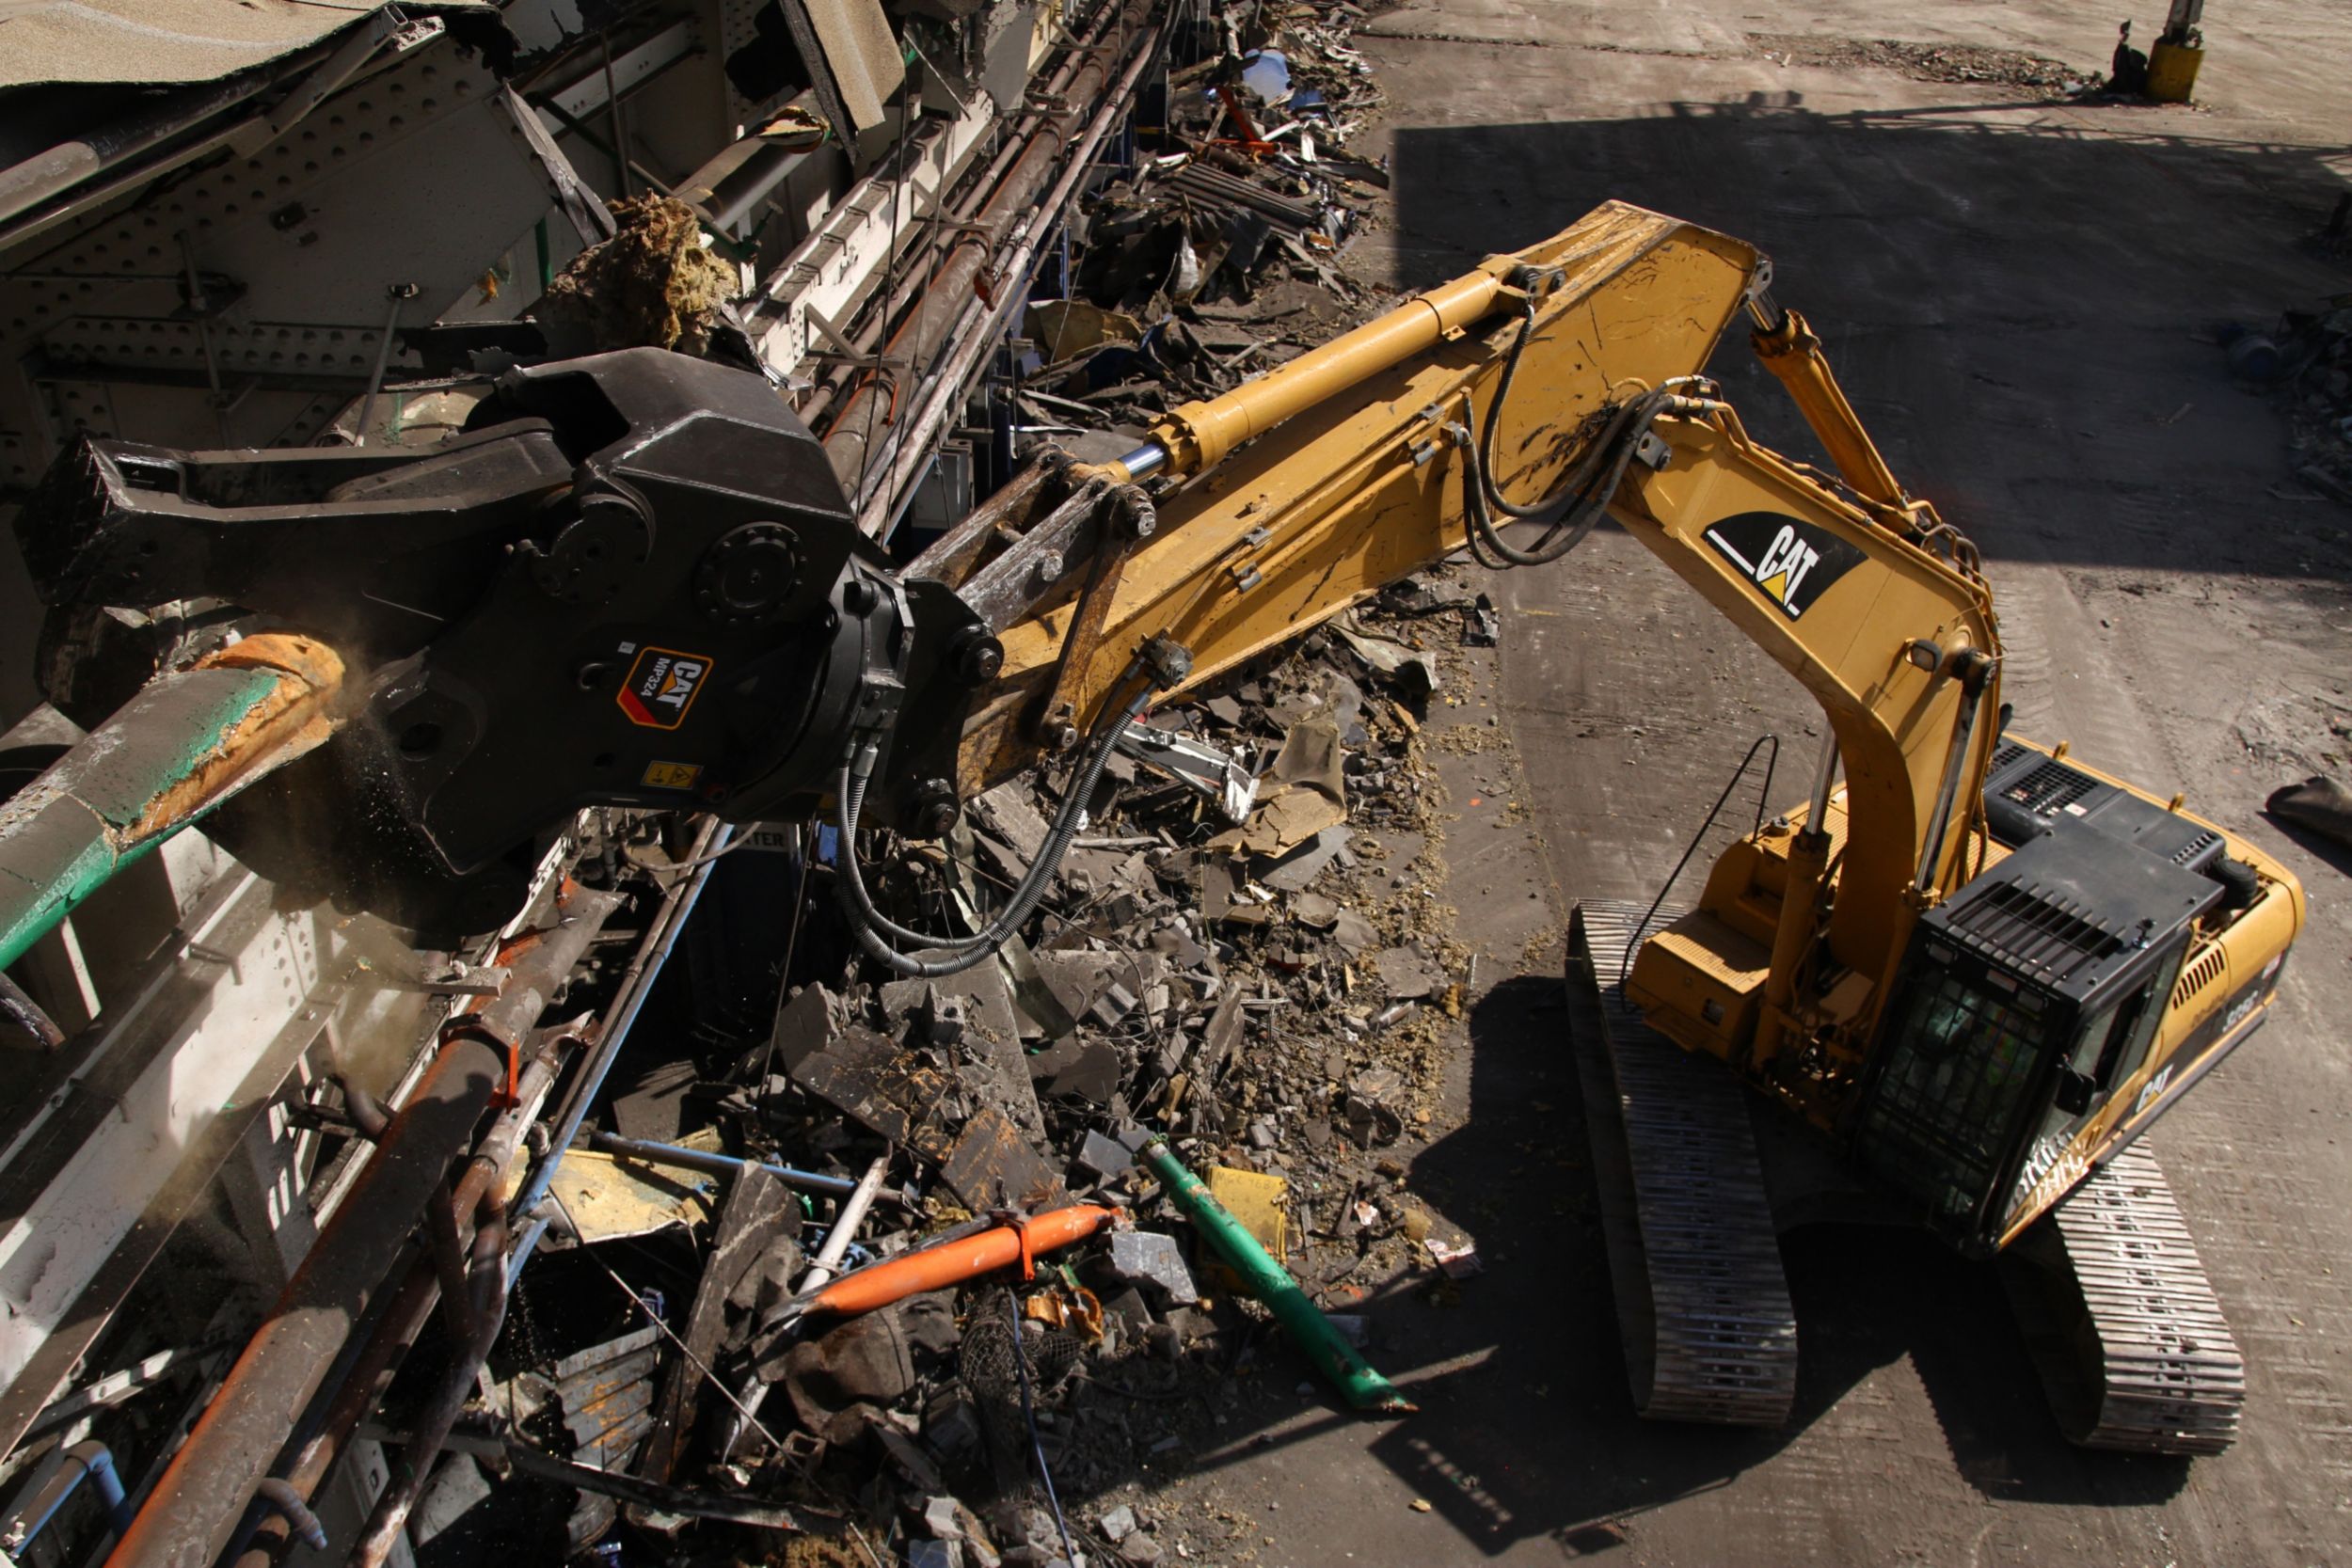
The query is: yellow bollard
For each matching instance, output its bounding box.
[2146,38,2203,103]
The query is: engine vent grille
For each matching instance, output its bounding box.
[2001,759,2098,816]
[2172,942,2228,1012]
[1989,739,2033,774]
[1945,879,2125,982]
[2170,829,2224,867]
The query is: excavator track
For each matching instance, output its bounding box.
[2005,1141,2245,1454]
[1567,901,1797,1426]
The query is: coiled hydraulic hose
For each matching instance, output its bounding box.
[834,669,1153,977]
[1459,294,1713,569]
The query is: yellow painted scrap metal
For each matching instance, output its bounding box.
[1200,1163,1289,1293]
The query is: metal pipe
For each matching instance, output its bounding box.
[0,970,64,1051]
[0,635,344,970]
[231,1007,605,1568]
[106,893,617,1568]
[796,1155,889,1296]
[821,0,1155,490]
[1138,1138,1414,1413]
[229,1255,437,1568]
[586,1132,876,1200]
[247,1482,326,1554]
[856,19,1163,537]
[348,1216,506,1568]
[795,24,1111,425]
[3,1439,132,1551]
[504,823,733,1278]
[715,1151,890,1460]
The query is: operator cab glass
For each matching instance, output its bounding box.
[1849,740,2229,1253]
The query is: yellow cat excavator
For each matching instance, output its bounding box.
[13,202,2300,1459]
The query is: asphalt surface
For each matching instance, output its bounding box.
[1136,1,2352,1561]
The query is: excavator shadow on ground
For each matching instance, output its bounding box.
[1173,974,2193,1560]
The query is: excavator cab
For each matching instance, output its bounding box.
[1848,737,2242,1253]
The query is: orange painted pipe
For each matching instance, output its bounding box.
[803,1205,1116,1320]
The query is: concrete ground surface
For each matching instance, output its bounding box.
[1130,0,2352,1562]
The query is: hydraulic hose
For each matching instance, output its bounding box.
[1454,293,1726,569]
[834,673,1152,976]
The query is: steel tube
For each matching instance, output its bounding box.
[0,635,343,969]
[821,0,1155,490]
[347,1217,506,1568]
[229,1256,437,1568]
[586,1132,872,1198]
[793,8,1119,427]
[104,1040,500,1568]
[4,1440,132,1550]
[230,997,610,1567]
[857,20,1163,537]
[106,892,617,1568]
[1139,1138,1414,1414]
[504,823,732,1275]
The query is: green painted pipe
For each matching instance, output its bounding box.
[0,662,316,970]
[1140,1136,1416,1415]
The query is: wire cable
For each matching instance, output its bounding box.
[1006,1286,1079,1564]
[1619,733,1782,990]
[833,671,1153,976]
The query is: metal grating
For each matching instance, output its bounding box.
[2002,759,2098,816]
[2169,829,2223,867]
[1945,880,2125,983]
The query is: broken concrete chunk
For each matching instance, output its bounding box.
[1073,1129,1135,1183]
[941,1105,1063,1211]
[1109,1229,1200,1306]
[1330,908,1378,956]
[1374,944,1439,1001]
[1028,1034,1120,1104]
[771,982,840,1073]
[791,1024,959,1162]
[1291,892,1340,929]
[1333,621,1439,696]
[1258,824,1352,893]
[1098,1504,1137,1543]
[972,777,1055,863]
[925,1496,966,1540]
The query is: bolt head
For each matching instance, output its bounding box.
[953,630,1005,684]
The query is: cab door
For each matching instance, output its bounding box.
[1997,943,2185,1235]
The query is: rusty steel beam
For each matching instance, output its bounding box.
[105,887,621,1568]
[818,0,1155,491]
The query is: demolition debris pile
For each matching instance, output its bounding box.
[462,571,1496,1566]
[2217,268,2352,507]
[1014,8,1394,444]
[356,9,1522,1562]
